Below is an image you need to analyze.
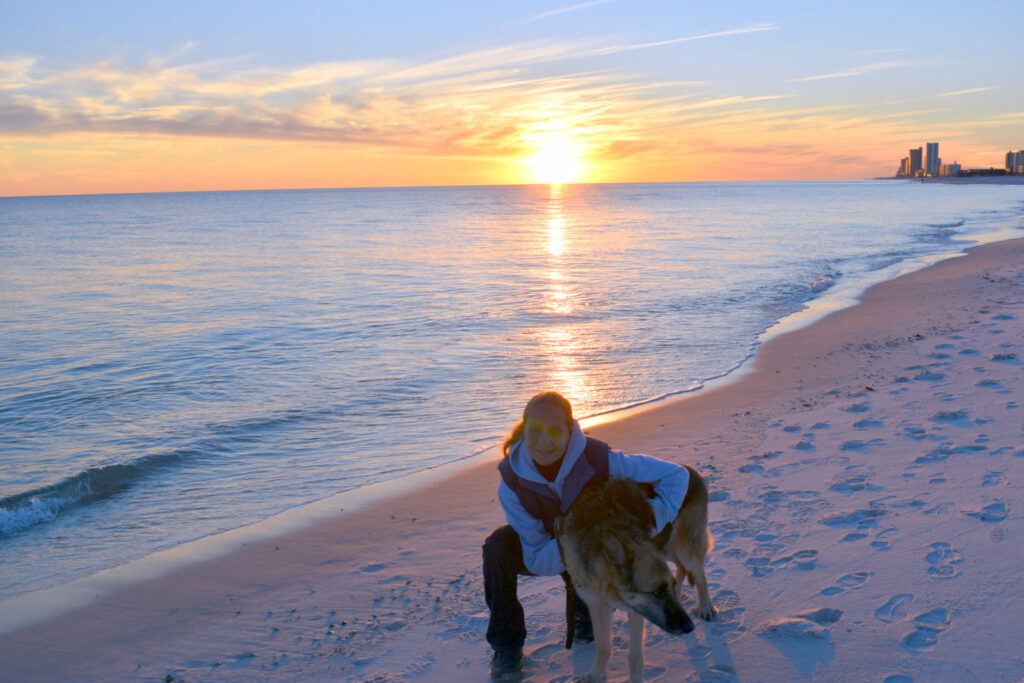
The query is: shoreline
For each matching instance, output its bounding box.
[0,231,1003,627]
[3,237,1024,681]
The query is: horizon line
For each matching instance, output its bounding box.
[0,176,889,200]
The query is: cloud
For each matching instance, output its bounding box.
[937,86,994,97]
[789,61,920,83]
[522,0,615,24]
[588,23,778,55]
[0,57,38,90]
[0,28,776,156]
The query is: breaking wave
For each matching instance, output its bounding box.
[0,449,197,537]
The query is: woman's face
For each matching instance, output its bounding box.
[524,402,571,466]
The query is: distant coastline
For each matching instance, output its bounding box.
[874,175,1024,185]
[913,175,1024,185]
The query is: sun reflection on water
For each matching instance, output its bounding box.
[538,185,595,409]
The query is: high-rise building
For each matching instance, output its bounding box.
[1015,150,1024,175]
[909,147,923,176]
[925,142,940,176]
[1008,151,1016,173]
[899,157,910,176]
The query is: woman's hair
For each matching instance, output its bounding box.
[502,391,573,456]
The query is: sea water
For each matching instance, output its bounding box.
[1,181,1022,598]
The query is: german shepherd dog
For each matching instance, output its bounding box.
[556,468,715,683]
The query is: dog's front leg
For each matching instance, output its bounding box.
[627,611,646,683]
[577,600,612,682]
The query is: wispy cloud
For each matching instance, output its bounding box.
[589,23,778,55]
[937,86,994,97]
[522,0,615,24]
[789,61,919,83]
[0,24,783,157]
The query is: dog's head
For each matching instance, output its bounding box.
[599,531,695,635]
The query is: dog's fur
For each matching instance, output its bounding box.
[556,467,715,682]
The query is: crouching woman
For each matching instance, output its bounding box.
[483,391,689,680]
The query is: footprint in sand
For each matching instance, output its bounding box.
[914,370,946,382]
[874,594,912,623]
[925,542,964,579]
[982,471,1005,487]
[915,444,986,464]
[772,549,819,572]
[870,528,897,550]
[963,501,1009,523]
[902,426,930,441]
[755,608,842,640]
[840,439,884,452]
[358,562,390,573]
[820,571,871,596]
[698,664,740,681]
[929,409,970,424]
[819,508,885,529]
[829,468,881,494]
[901,608,952,652]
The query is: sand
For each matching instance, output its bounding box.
[1,237,1023,682]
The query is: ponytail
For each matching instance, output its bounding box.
[502,421,525,456]
[502,391,573,457]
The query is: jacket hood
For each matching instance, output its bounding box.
[508,419,587,485]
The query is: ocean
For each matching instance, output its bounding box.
[1,180,1022,599]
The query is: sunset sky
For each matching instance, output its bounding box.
[2,1,1022,196]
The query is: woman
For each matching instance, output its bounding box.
[483,391,690,680]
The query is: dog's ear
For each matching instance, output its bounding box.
[603,531,627,568]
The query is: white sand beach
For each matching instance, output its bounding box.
[2,237,1023,683]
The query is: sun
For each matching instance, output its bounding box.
[525,138,585,185]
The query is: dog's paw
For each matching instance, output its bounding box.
[698,605,718,621]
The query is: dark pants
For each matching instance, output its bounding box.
[482,524,591,650]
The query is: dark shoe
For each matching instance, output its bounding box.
[573,614,594,644]
[489,647,523,681]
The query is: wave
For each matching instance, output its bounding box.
[925,219,965,229]
[810,275,837,293]
[0,449,197,537]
